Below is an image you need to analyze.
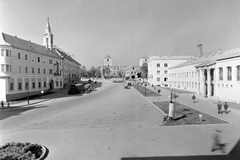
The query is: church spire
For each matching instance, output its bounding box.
[45,17,52,34]
[43,17,53,50]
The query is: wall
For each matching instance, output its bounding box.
[215,57,240,103]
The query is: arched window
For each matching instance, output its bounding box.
[219,67,223,80]
[227,66,232,81]
[237,65,240,81]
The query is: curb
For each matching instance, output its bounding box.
[37,145,49,160]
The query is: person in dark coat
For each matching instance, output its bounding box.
[192,94,196,103]
[217,101,222,114]
[224,102,229,114]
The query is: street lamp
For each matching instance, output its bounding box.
[26,84,30,104]
[157,89,161,102]
[144,83,147,96]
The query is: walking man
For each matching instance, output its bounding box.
[224,102,229,114]
[217,101,222,114]
[211,129,227,153]
[192,94,196,103]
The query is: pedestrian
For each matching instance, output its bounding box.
[211,129,227,153]
[1,100,4,108]
[217,101,222,114]
[192,94,196,103]
[224,102,229,114]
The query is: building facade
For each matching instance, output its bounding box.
[168,45,240,103]
[148,55,194,86]
[0,18,81,101]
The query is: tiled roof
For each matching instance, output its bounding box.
[55,48,80,65]
[170,47,240,69]
[0,32,61,59]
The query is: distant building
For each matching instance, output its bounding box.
[123,65,141,80]
[139,55,150,66]
[148,55,194,87]
[103,54,112,67]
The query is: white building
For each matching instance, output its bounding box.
[139,55,149,66]
[0,32,63,101]
[0,18,81,101]
[168,45,240,103]
[55,47,81,84]
[148,55,194,86]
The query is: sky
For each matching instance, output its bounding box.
[1,0,240,69]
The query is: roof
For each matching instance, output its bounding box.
[150,55,195,60]
[104,54,112,59]
[55,48,80,65]
[141,55,149,59]
[0,32,61,59]
[170,47,240,69]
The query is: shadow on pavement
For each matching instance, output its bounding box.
[0,104,48,120]
[121,139,240,160]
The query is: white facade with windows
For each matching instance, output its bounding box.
[215,55,240,103]
[0,33,63,101]
[0,18,81,101]
[168,46,240,103]
[148,56,194,86]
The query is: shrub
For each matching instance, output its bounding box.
[0,142,43,160]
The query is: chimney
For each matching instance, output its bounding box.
[197,44,203,56]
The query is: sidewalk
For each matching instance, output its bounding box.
[1,85,70,109]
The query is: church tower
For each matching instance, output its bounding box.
[103,54,112,67]
[43,17,53,50]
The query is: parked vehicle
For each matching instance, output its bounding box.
[83,83,91,93]
[68,84,84,94]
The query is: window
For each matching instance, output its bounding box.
[32,67,34,73]
[164,78,167,82]
[237,66,240,81]
[25,67,28,73]
[1,64,4,72]
[164,63,168,67]
[227,66,232,81]
[18,66,21,73]
[31,55,35,62]
[44,82,46,88]
[49,59,52,64]
[32,82,35,89]
[157,63,160,67]
[44,69,46,74]
[38,82,41,88]
[25,82,29,90]
[6,50,10,57]
[38,57,40,62]
[38,68,40,74]
[219,67,223,80]
[25,54,28,60]
[107,59,109,61]
[18,82,22,90]
[157,78,160,81]
[49,69,53,74]
[157,70,160,74]
[10,83,14,91]
[164,70,168,74]
[1,49,4,56]
[18,53,21,59]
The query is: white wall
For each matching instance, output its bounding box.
[148,58,189,86]
[215,57,240,103]
[168,64,198,92]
